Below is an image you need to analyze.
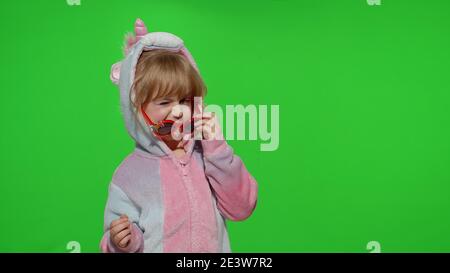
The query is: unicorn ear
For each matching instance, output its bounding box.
[110,62,121,85]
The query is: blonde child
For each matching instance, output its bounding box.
[100,19,258,253]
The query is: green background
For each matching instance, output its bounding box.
[1,0,449,253]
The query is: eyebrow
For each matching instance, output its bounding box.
[155,97,175,102]
[156,97,190,102]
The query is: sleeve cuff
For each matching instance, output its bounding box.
[201,139,229,156]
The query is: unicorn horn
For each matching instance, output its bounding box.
[135,18,148,42]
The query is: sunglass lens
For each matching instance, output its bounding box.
[157,123,173,135]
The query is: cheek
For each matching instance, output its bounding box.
[145,105,170,122]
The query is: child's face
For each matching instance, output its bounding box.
[143,96,193,141]
[144,96,193,122]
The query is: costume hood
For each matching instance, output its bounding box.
[109,18,200,157]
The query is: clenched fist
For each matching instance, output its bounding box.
[110,215,132,249]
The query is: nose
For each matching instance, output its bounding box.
[170,104,184,120]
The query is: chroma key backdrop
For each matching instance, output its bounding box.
[1,0,450,253]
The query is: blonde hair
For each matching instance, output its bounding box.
[131,49,207,109]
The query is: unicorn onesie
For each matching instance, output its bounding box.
[100,19,258,253]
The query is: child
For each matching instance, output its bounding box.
[100,19,258,253]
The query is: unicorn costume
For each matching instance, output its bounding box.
[100,19,258,253]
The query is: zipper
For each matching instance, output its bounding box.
[179,161,188,176]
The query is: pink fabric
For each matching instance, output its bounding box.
[100,233,108,253]
[124,18,149,55]
[160,156,218,252]
[202,141,258,221]
[202,140,228,156]
[110,62,121,85]
[100,138,257,252]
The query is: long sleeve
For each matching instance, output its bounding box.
[202,139,258,221]
[100,183,144,253]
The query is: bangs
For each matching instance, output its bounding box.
[132,49,206,108]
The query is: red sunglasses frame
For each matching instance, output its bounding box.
[140,106,194,137]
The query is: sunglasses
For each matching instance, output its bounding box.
[141,106,195,137]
